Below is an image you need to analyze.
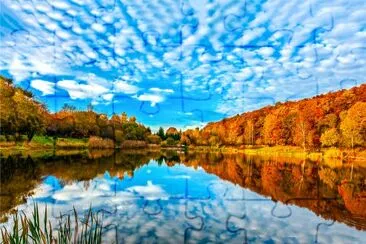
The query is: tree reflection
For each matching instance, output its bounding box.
[1,151,365,229]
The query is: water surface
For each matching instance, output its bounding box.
[1,150,365,243]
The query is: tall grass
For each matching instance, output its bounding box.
[56,138,89,149]
[1,204,103,244]
[120,140,147,149]
[88,136,115,149]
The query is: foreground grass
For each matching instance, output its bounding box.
[1,204,103,244]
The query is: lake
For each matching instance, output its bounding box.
[1,150,365,243]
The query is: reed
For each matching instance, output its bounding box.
[1,204,103,244]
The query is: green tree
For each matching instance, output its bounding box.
[157,127,166,140]
[62,103,76,111]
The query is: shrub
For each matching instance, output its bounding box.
[0,135,6,142]
[166,137,177,146]
[88,136,115,149]
[120,140,147,149]
[147,134,161,144]
[324,147,342,159]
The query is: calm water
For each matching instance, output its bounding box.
[1,150,366,243]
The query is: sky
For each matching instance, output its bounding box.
[0,0,365,130]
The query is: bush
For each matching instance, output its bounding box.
[324,147,342,159]
[166,137,177,146]
[114,130,124,144]
[5,135,16,142]
[0,135,6,142]
[120,140,147,149]
[147,135,161,144]
[88,136,115,149]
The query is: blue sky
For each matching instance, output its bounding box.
[0,0,365,130]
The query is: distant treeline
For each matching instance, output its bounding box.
[0,76,181,147]
[182,84,366,150]
[1,75,365,150]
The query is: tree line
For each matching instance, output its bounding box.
[1,75,365,150]
[0,76,181,146]
[182,84,366,150]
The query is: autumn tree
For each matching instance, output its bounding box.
[320,128,339,147]
[120,112,128,123]
[181,85,366,149]
[166,127,181,141]
[11,86,47,141]
[0,77,16,138]
[282,111,296,145]
[244,120,255,145]
[340,102,366,149]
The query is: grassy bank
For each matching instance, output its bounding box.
[188,145,366,162]
[1,136,364,163]
[0,136,153,150]
[0,136,88,150]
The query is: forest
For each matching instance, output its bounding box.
[0,76,180,148]
[1,75,365,151]
[182,84,366,150]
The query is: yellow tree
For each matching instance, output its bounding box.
[0,77,16,137]
[320,128,339,147]
[12,89,47,141]
[263,113,277,145]
[244,120,255,145]
[340,102,366,149]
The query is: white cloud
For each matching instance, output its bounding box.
[149,87,174,93]
[30,79,56,95]
[1,0,365,123]
[102,93,114,101]
[126,181,168,200]
[133,93,165,107]
[114,80,140,94]
[57,79,109,99]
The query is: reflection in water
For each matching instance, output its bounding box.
[0,150,365,243]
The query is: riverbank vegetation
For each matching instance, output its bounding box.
[182,84,366,157]
[1,75,365,159]
[0,76,182,150]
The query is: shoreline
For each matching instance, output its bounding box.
[186,145,366,162]
[1,140,365,163]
